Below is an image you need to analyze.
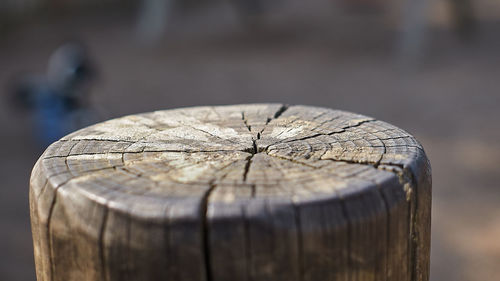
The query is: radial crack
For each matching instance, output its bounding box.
[243,153,255,182]
[261,104,290,135]
[273,104,289,120]
[266,153,321,169]
[264,119,378,149]
[241,112,252,132]
[185,125,239,145]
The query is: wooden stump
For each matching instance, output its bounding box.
[30,104,431,281]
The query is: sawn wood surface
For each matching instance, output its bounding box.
[30,104,431,281]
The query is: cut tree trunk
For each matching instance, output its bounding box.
[30,104,431,281]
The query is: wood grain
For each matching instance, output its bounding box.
[30,104,431,281]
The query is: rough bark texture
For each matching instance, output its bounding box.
[29,104,431,281]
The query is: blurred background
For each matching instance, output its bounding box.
[0,0,499,280]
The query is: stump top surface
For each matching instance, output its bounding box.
[36,104,425,217]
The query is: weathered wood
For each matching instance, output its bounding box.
[30,104,431,281]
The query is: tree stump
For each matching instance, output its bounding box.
[30,104,431,281]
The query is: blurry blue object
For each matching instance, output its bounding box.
[33,85,68,147]
[10,43,97,148]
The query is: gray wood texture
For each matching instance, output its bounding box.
[30,104,431,281]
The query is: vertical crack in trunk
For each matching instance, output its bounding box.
[47,189,57,281]
[374,181,392,281]
[292,202,304,281]
[99,207,110,281]
[405,170,419,281]
[378,165,420,281]
[200,159,242,281]
[201,180,217,281]
[339,196,352,281]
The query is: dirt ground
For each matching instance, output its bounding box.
[1,1,500,280]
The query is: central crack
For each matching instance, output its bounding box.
[241,106,283,183]
[242,139,258,182]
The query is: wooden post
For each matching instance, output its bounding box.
[30,104,431,281]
